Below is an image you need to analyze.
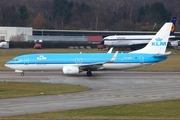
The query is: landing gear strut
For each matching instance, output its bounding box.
[86,70,92,76]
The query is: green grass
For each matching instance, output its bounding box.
[0,82,89,98]
[6,99,180,119]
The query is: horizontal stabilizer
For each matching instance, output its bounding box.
[153,52,172,58]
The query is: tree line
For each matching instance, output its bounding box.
[0,0,179,31]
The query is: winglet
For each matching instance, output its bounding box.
[107,51,118,63]
[107,47,113,53]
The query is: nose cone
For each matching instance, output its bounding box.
[4,60,14,69]
[5,61,11,68]
[5,60,12,64]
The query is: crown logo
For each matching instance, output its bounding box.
[37,55,46,60]
[155,37,162,41]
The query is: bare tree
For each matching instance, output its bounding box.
[10,35,25,41]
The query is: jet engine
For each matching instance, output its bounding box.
[62,66,80,74]
[169,40,180,47]
[169,41,178,47]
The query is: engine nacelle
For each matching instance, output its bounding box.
[62,66,80,74]
[169,40,180,47]
[169,41,178,47]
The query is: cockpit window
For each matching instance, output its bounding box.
[12,58,18,61]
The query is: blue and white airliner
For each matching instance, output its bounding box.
[5,23,172,76]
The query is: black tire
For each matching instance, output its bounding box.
[21,72,24,76]
[87,71,92,76]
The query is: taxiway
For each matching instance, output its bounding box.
[0,71,180,117]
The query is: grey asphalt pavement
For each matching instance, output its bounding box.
[0,71,180,117]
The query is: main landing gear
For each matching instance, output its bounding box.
[15,70,25,76]
[86,70,92,76]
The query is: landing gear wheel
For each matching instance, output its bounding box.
[21,72,24,76]
[87,71,92,76]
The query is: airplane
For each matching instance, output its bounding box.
[5,22,172,76]
[101,17,177,50]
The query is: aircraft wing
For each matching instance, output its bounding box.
[168,36,180,41]
[79,51,118,70]
[79,62,105,70]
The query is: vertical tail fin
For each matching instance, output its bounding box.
[131,23,172,54]
[170,16,176,36]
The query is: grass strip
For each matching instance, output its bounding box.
[7,99,180,119]
[0,82,89,98]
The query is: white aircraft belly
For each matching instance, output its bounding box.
[28,64,64,70]
[6,64,64,71]
[103,63,152,70]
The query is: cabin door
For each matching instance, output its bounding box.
[24,56,29,65]
[74,58,83,64]
[140,56,144,64]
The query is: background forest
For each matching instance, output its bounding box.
[0,0,180,31]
